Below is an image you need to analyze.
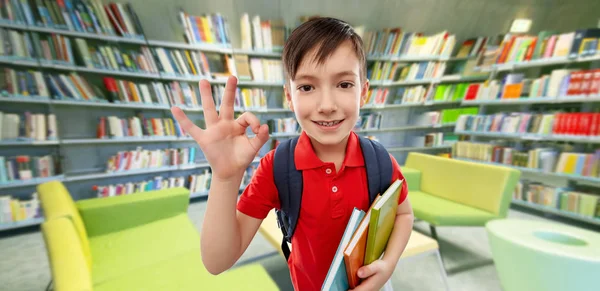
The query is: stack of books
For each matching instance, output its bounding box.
[322,180,403,290]
[364,29,455,57]
[189,169,211,194]
[267,118,298,135]
[0,28,37,60]
[0,155,59,183]
[455,112,600,138]
[354,113,382,131]
[0,194,42,223]
[73,39,157,73]
[0,68,49,97]
[151,47,212,77]
[364,88,391,106]
[368,61,445,82]
[436,82,484,102]
[410,133,457,148]
[1,1,144,38]
[0,111,58,141]
[96,115,183,139]
[94,175,187,198]
[178,11,230,46]
[34,33,74,64]
[455,37,490,58]
[240,14,286,52]
[514,181,599,219]
[452,141,600,178]
[105,146,196,173]
[103,77,169,105]
[46,72,100,101]
[248,58,283,83]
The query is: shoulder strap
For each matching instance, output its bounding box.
[273,137,302,261]
[358,136,393,204]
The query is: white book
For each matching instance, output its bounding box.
[117,3,136,35]
[33,72,49,97]
[156,49,175,74]
[261,21,272,51]
[240,13,252,50]
[252,15,263,50]
[108,116,123,137]
[4,114,19,139]
[139,84,153,104]
[35,114,46,141]
[547,69,570,97]
[174,50,190,75]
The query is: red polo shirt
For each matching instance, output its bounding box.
[237,131,408,291]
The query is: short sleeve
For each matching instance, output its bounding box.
[389,154,409,205]
[237,150,280,219]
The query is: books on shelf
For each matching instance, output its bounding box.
[240,14,285,52]
[0,111,57,141]
[455,37,489,58]
[455,111,600,138]
[249,58,283,83]
[0,68,49,97]
[151,47,212,77]
[354,113,382,131]
[103,77,169,105]
[409,132,457,147]
[368,61,445,82]
[452,141,600,178]
[0,154,59,183]
[2,0,143,38]
[106,146,196,173]
[35,33,73,64]
[161,81,201,108]
[94,175,187,197]
[439,107,479,124]
[46,72,101,101]
[267,118,298,135]
[73,39,156,73]
[514,181,599,219]
[235,87,267,110]
[0,28,37,59]
[96,115,184,139]
[433,82,479,102]
[364,29,455,57]
[0,194,42,223]
[179,11,230,46]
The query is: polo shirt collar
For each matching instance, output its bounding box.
[294,131,365,170]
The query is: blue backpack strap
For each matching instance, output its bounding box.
[358,136,393,203]
[273,137,302,261]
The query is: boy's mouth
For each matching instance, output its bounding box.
[313,119,344,128]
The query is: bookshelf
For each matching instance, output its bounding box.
[512,199,600,227]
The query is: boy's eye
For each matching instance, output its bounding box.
[297,85,314,92]
[339,82,355,89]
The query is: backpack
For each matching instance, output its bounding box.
[272,135,393,260]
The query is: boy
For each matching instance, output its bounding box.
[171,17,414,291]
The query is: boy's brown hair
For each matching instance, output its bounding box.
[282,17,366,82]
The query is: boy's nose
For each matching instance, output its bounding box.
[317,89,337,113]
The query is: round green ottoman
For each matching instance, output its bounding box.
[486,219,600,291]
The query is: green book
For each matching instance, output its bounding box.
[578,194,599,217]
[453,83,469,100]
[364,179,404,265]
[434,85,448,101]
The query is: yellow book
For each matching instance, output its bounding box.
[128,82,141,102]
[10,200,20,221]
[184,51,197,75]
[201,16,214,43]
[563,154,578,174]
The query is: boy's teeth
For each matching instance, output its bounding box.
[317,120,340,127]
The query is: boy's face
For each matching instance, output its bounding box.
[285,40,368,147]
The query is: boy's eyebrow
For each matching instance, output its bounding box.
[294,70,358,81]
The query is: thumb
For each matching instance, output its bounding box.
[357,263,378,279]
[249,124,270,151]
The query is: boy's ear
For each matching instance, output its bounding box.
[284,84,294,112]
[360,79,369,108]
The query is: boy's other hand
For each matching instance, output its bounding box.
[350,259,395,291]
[171,76,270,181]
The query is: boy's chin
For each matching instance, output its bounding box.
[304,128,352,146]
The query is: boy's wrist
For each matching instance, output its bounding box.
[211,172,245,186]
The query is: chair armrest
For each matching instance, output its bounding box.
[76,187,190,237]
[401,167,422,191]
[41,217,93,291]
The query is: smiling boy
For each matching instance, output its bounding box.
[171,17,414,291]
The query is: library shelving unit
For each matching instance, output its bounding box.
[450,49,600,226]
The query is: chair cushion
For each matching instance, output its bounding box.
[410,191,497,226]
[90,213,199,284]
[94,250,279,291]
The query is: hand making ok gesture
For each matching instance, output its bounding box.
[171,76,270,180]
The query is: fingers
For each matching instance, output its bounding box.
[199,79,218,125]
[235,112,262,133]
[219,76,238,120]
[249,124,270,152]
[171,106,203,140]
[358,262,380,279]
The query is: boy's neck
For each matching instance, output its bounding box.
[309,134,350,172]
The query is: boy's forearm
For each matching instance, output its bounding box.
[382,212,414,266]
[200,174,244,274]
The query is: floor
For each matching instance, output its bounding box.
[0,200,565,291]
